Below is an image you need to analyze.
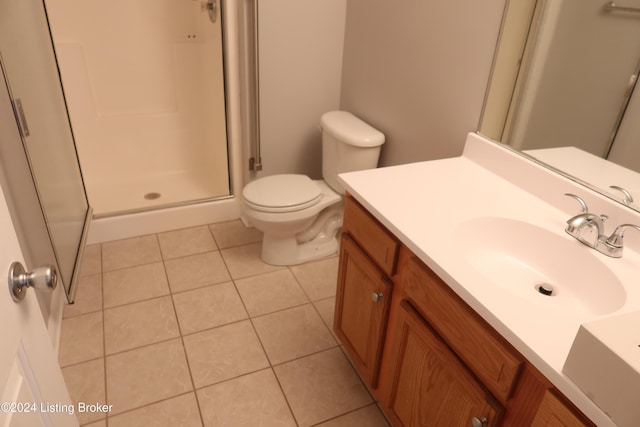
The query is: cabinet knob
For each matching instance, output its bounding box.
[371,292,384,302]
[471,416,488,427]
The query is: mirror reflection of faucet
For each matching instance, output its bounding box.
[609,185,634,206]
[564,193,640,257]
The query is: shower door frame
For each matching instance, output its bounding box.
[84,1,251,243]
[45,0,235,218]
[0,0,92,307]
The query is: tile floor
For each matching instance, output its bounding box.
[59,220,391,427]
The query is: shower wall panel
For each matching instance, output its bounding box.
[45,0,230,215]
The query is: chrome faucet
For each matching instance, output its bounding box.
[564,194,607,247]
[565,212,607,246]
[564,193,640,258]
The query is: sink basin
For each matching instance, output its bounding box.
[455,217,626,316]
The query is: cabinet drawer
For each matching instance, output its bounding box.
[403,257,523,403]
[343,195,399,276]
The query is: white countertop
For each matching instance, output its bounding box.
[338,133,640,427]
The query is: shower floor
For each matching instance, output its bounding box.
[88,169,230,217]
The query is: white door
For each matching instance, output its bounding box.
[0,177,77,427]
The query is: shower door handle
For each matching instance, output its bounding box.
[201,0,217,23]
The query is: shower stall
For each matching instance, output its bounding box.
[44,0,234,220]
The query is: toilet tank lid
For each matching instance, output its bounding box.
[321,111,385,148]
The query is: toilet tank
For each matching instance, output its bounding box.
[321,111,385,194]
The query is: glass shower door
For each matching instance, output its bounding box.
[0,0,91,302]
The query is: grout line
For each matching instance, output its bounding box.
[270,366,301,427]
[269,344,341,369]
[102,326,182,358]
[336,345,379,403]
[101,258,164,274]
[249,291,302,426]
[161,248,222,264]
[169,279,235,298]
[103,291,171,311]
[320,402,393,427]
[308,298,340,346]
[246,299,311,321]
[205,222,220,253]
[207,220,264,251]
[100,258,163,275]
[59,355,105,370]
[157,224,220,261]
[160,243,207,427]
[104,391,196,423]
[193,366,273,392]
[100,243,110,427]
[69,230,364,425]
[100,234,163,273]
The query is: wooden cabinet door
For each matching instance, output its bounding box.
[388,301,503,427]
[334,233,392,387]
[531,390,590,427]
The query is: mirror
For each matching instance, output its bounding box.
[479,0,640,211]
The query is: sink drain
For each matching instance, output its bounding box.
[144,192,162,200]
[535,283,556,296]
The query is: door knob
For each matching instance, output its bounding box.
[8,262,57,302]
[371,292,384,302]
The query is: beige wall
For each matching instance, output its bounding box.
[340,0,506,167]
[257,0,347,179]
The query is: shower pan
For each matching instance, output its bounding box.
[44,0,231,217]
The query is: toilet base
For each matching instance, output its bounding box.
[261,233,339,266]
[260,206,343,266]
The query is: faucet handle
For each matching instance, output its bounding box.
[605,224,640,248]
[596,224,640,257]
[564,193,588,213]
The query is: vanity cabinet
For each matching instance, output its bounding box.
[333,196,399,387]
[530,390,592,427]
[384,256,517,426]
[387,300,503,426]
[334,195,596,427]
[401,257,523,404]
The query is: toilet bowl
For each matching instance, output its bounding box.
[243,174,342,265]
[242,111,385,266]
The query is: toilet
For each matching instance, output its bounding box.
[241,111,385,266]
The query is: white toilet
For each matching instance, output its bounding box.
[242,111,385,266]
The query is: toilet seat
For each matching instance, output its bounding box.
[242,174,323,213]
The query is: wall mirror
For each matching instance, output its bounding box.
[479,0,640,211]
